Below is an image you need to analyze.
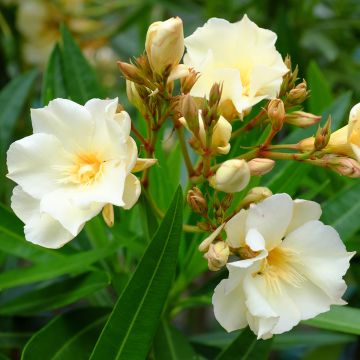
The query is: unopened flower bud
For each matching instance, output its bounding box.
[248,158,275,176]
[181,95,199,134]
[268,99,285,131]
[117,61,145,84]
[240,187,273,208]
[132,158,157,172]
[285,111,321,128]
[324,156,360,178]
[287,81,308,105]
[126,80,146,114]
[187,187,208,215]
[211,116,232,155]
[210,159,250,193]
[205,241,230,271]
[209,83,222,108]
[181,68,199,94]
[315,116,332,151]
[102,203,114,227]
[145,17,184,76]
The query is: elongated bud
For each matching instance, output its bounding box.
[240,187,273,208]
[210,159,250,193]
[287,81,308,105]
[126,80,146,114]
[248,158,275,176]
[181,68,199,94]
[102,203,114,227]
[132,158,157,172]
[315,116,332,151]
[285,111,321,128]
[205,241,230,271]
[187,187,208,215]
[211,116,232,155]
[324,155,360,178]
[209,83,222,108]
[268,99,285,131]
[117,61,145,84]
[145,17,184,76]
[181,94,199,134]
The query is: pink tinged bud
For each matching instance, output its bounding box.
[325,156,360,178]
[267,99,285,131]
[248,158,275,176]
[285,111,321,128]
[145,17,184,75]
[210,159,250,193]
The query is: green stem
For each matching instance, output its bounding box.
[231,108,268,139]
[177,127,195,176]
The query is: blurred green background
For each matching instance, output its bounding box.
[1,1,360,359]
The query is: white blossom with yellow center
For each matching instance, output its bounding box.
[7,98,151,248]
[183,15,288,116]
[206,194,354,339]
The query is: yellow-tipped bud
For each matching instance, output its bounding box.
[205,241,230,271]
[145,17,184,76]
[268,99,285,131]
[248,158,275,176]
[102,203,114,227]
[210,159,250,193]
[285,111,321,128]
[211,116,232,155]
[132,158,157,173]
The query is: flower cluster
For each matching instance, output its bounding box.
[6,14,356,339]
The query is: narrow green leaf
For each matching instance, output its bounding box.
[0,242,118,290]
[303,305,360,335]
[42,44,66,105]
[21,308,110,360]
[90,186,183,360]
[307,61,333,114]
[215,327,272,360]
[60,26,103,103]
[153,320,198,360]
[0,271,110,315]
[322,181,360,241]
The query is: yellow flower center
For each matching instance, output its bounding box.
[57,153,104,185]
[254,246,304,293]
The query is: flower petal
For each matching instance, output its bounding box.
[122,173,141,210]
[245,228,265,251]
[246,193,293,250]
[224,209,247,248]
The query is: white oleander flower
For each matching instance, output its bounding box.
[7,98,154,248]
[183,15,288,117]
[208,194,354,339]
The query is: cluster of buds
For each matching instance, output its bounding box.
[322,155,360,178]
[187,187,208,216]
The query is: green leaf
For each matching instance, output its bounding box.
[307,61,333,114]
[42,44,67,105]
[215,327,272,360]
[0,242,118,290]
[90,186,183,360]
[0,271,110,315]
[303,305,360,335]
[322,181,360,241]
[153,320,198,360]
[21,307,110,360]
[60,26,104,103]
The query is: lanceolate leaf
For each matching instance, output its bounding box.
[60,25,104,104]
[215,327,272,360]
[21,308,110,360]
[90,186,183,360]
[0,271,110,315]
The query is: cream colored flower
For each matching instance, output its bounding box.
[7,98,153,248]
[183,15,288,116]
[209,159,250,193]
[209,194,354,339]
[300,103,360,161]
[145,17,184,75]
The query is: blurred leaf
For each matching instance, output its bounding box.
[42,44,66,105]
[215,327,272,360]
[22,307,110,360]
[90,186,183,360]
[153,320,198,360]
[0,271,110,315]
[303,305,360,335]
[307,61,333,114]
[322,181,360,241]
[139,193,159,241]
[60,26,104,103]
[0,242,118,290]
